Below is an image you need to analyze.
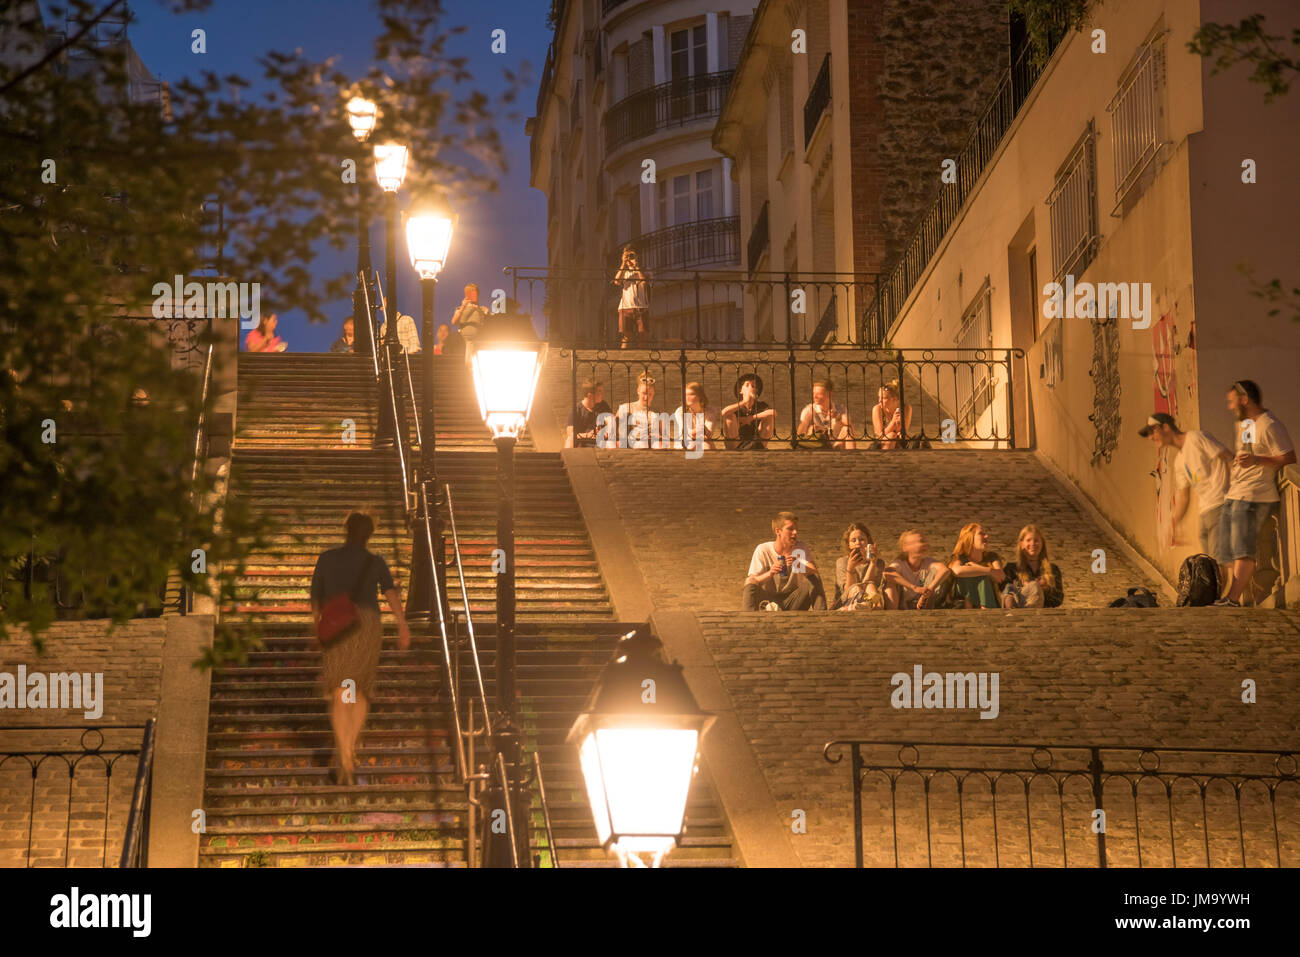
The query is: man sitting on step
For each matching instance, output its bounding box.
[742,511,827,611]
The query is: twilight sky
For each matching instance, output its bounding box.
[109,0,551,351]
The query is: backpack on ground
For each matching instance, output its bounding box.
[1109,586,1159,608]
[1176,554,1220,607]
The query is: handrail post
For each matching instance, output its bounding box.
[1089,746,1107,868]
[1004,349,1017,449]
[694,270,702,348]
[895,351,907,445]
[787,347,798,450]
[851,743,864,868]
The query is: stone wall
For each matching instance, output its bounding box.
[847,0,1008,273]
[0,616,211,868]
[696,609,1300,867]
[593,449,1163,612]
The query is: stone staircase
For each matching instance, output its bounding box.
[202,351,735,866]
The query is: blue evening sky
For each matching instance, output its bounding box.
[95,0,551,351]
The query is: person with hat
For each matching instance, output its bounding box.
[722,372,776,450]
[1140,411,1230,581]
[1215,379,1295,606]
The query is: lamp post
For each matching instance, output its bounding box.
[568,631,714,868]
[372,142,408,446]
[405,211,456,619]
[345,97,378,355]
[467,313,546,867]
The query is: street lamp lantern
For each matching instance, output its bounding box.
[568,631,714,866]
[405,212,457,280]
[345,96,378,142]
[373,142,409,192]
[468,313,547,439]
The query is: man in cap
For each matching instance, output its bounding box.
[722,372,776,450]
[1139,411,1230,586]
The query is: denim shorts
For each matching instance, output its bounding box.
[1198,505,1223,559]
[1216,499,1277,564]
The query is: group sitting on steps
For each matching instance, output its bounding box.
[741,512,1064,612]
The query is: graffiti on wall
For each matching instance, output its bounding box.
[1087,316,1122,464]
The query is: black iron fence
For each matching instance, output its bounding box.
[804,53,831,148]
[507,266,887,349]
[0,723,156,868]
[628,217,740,273]
[605,71,733,153]
[560,347,1020,449]
[824,740,1300,867]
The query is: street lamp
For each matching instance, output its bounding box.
[405,211,456,620]
[568,631,714,867]
[345,96,378,357]
[373,141,408,446]
[467,312,546,867]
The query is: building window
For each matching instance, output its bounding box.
[655,168,719,229]
[1107,31,1167,213]
[1047,122,1099,284]
[670,24,707,80]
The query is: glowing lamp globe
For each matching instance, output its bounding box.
[468,313,547,440]
[406,213,457,280]
[345,97,378,141]
[373,143,409,192]
[567,632,714,865]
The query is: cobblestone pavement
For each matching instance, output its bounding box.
[596,449,1163,611]
[696,611,1300,868]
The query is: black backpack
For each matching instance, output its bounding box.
[1176,554,1220,607]
[1109,586,1159,608]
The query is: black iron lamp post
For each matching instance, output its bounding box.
[404,211,456,618]
[345,96,377,355]
[372,142,408,445]
[467,312,547,867]
[568,631,714,868]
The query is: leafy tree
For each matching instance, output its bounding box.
[0,0,518,664]
[1006,0,1095,66]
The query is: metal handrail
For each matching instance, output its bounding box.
[180,341,215,614]
[358,269,380,379]
[119,719,157,868]
[417,481,467,783]
[532,750,561,868]
[372,271,414,516]
[401,348,423,452]
[443,485,493,739]
[495,751,522,868]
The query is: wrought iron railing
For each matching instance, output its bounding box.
[804,53,831,148]
[629,216,739,273]
[859,31,1067,342]
[747,200,770,276]
[1108,35,1166,210]
[605,71,733,153]
[1048,122,1099,284]
[559,346,1021,449]
[505,265,883,348]
[0,723,155,868]
[824,740,1300,867]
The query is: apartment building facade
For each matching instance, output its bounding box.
[711,0,1008,343]
[530,0,755,344]
[869,0,1300,593]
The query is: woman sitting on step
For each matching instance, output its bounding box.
[832,523,885,610]
[1001,524,1065,608]
[310,512,411,786]
[948,522,1006,609]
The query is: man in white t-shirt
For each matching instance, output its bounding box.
[1215,380,1296,606]
[610,371,667,449]
[742,511,826,611]
[1139,412,1230,580]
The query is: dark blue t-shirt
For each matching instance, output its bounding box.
[310,544,396,610]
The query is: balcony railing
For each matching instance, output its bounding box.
[858,18,1069,343]
[746,200,770,276]
[605,71,733,153]
[1108,36,1165,210]
[803,53,831,148]
[629,216,739,273]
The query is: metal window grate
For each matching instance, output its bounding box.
[1107,35,1166,209]
[1047,122,1099,284]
